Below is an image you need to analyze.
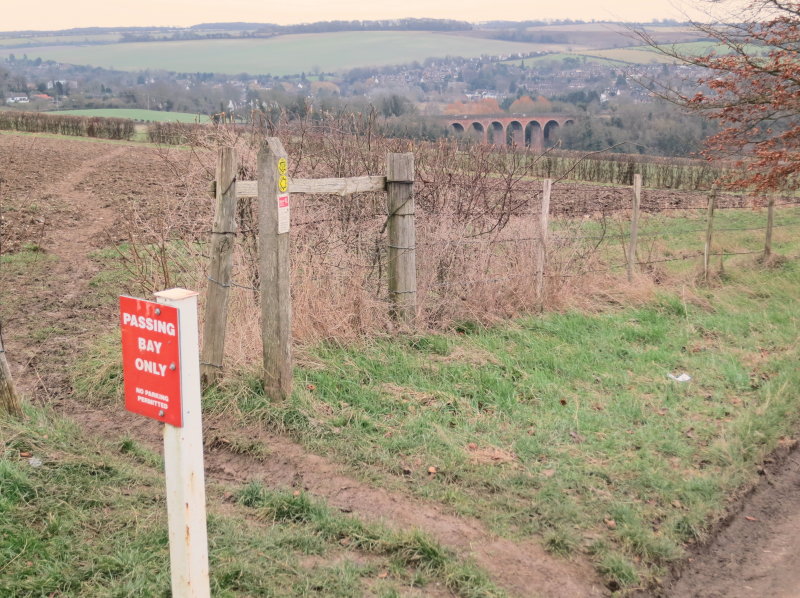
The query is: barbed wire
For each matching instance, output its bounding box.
[193,180,799,301]
[207,274,258,292]
[416,248,772,290]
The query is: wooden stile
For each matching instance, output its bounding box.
[258,138,293,401]
[201,147,237,388]
[386,153,417,327]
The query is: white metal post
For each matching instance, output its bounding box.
[154,288,210,598]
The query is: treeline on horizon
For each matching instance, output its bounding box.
[0,17,692,38]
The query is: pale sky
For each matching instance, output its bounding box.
[4,0,716,32]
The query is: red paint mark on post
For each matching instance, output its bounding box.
[277,193,290,234]
[120,296,182,427]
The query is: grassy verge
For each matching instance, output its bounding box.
[198,255,800,591]
[0,408,502,597]
[71,207,800,592]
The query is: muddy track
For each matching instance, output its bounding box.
[3,137,606,598]
[4,144,128,399]
[69,402,605,598]
[661,438,800,598]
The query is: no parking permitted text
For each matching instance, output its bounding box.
[120,296,182,427]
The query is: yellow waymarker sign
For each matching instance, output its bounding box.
[278,158,287,174]
[278,175,288,192]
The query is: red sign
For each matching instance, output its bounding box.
[120,296,182,427]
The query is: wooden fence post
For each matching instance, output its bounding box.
[536,178,552,303]
[703,186,717,283]
[764,194,775,259]
[258,138,292,401]
[201,147,237,388]
[386,153,417,327]
[627,173,642,282]
[0,324,23,418]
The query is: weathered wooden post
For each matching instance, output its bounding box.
[627,173,642,282]
[258,138,292,400]
[703,186,718,283]
[201,147,237,388]
[386,153,417,327]
[764,194,776,259]
[0,324,23,418]
[536,178,552,303]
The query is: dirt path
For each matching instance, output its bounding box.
[2,137,606,597]
[70,402,605,598]
[5,144,128,399]
[666,439,800,598]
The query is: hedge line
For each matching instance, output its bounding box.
[0,111,135,140]
[147,122,205,145]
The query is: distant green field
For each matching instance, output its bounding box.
[0,33,121,47]
[587,41,768,64]
[502,52,627,67]
[499,40,741,68]
[48,109,210,123]
[0,31,548,75]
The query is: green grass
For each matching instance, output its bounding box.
[564,205,800,278]
[0,407,502,597]
[69,206,800,591]
[207,256,800,590]
[48,109,211,123]
[0,32,550,76]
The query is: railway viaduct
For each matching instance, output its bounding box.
[442,114,575,150]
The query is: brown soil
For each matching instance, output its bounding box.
[659,438,800,598]
[0,133,605,597]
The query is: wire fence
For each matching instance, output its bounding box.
[124,130,800,345]
[207,173,800,341]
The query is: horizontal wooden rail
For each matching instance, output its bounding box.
[235,176,386,198]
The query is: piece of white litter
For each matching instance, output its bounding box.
[668,373,692,382]
[28,457,43,468]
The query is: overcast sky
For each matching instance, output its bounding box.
[4,0,720,32]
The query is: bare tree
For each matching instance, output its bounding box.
[634,0,800,191]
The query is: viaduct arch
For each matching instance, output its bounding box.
[444,114,575,150]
